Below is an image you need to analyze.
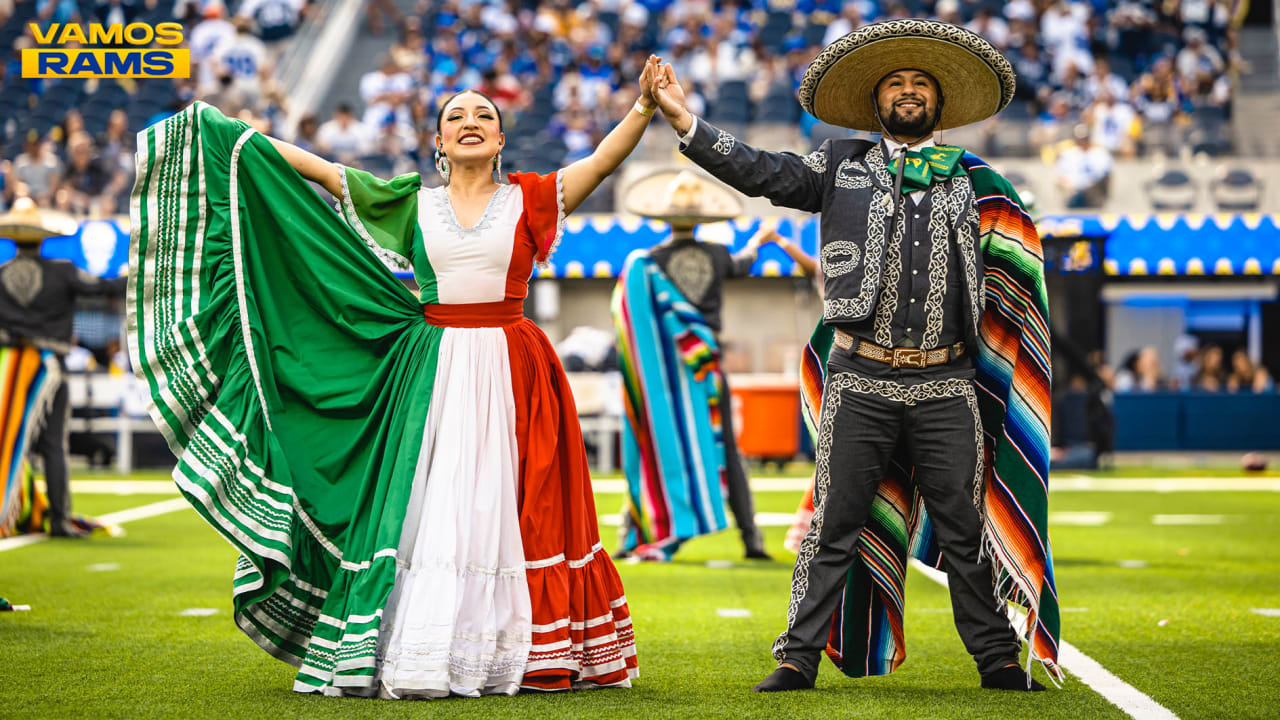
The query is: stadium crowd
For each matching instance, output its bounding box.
[0,0,1252,216]
[1110,340,1277,394]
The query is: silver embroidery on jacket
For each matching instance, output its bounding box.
[822,185,890,322]
[834,159,871,189]
[712,130,736,155]
[821,240,861,277]
[921,182,952,349]
[802,150,827,174]
[666,246,715,305]
[2,257,42,307]
[872,207,907,346]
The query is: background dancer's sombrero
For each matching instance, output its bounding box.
[625,169,743,228]
[798,19,1016,131]
[0,197,77,245]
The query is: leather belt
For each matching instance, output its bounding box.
[833,329,964,369]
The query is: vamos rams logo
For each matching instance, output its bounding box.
[22,23,189,78]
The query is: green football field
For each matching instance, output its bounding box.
[3,468,1278,720]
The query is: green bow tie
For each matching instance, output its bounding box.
[886,145,966,194]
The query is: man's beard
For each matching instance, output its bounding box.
[881,102,937,137]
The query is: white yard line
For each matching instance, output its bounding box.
[591,476,1280,494]
[909,559,1179,720]
[0,498,190,553]
[69,475,1280,497]
[70,480,179,495]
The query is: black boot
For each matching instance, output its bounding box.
[752,666,814,692]
[981,665,1046,691]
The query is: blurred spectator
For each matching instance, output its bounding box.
[1084,90,1139,158]
[36,0,81,27]
[1010,40,1050,102]
[478,68,530,115]
[359,54,414,131]
[294,114,320,154]
[1171,335,1200,390]
[190,2,236,92]
[1218,350,1274,393]
[95,0,139,27]
[1115,346,1165,393]
[237,0,307,44]
[1193,344,1225,391]
[967,7,1010,50]
[550,103,598,163]
[1131,57,1189,153]
[1032,94,1076,150]
[14,134,63,208]
[366,0,402,36]
[316,103,372,164]
[1054,124,1112,208]
[823,4,867,46]
[390,19,428,79]
[1040,0,1093,80]
[213,18,271,111]
[1176,27,1224,100]
[1083,58,1128,105]
[56,132,125,216]
[1252,367,1277,394]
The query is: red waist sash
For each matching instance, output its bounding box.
[423,299,524,328]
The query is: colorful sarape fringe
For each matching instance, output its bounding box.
[612,251,729,554]
[0,345,61,537]
[800,154,1063,683]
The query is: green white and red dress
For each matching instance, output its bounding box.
[128,102,637,698]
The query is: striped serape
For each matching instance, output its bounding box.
[612,251,729,554]
[800,153,1063,682]
[0,345,62,537]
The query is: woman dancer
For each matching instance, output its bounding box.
[130,60,665,698]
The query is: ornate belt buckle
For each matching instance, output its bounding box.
[891,347,927,368]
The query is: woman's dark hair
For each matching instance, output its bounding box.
[435,89,504,135]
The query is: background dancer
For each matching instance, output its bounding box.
[613,169,771,562]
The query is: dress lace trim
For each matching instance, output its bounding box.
[535,169,566,270]
[426,182,514,235]
[337,165,413,273]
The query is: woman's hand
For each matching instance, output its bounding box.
[638,55,660,113]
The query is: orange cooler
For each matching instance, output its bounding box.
[728,374,800,459]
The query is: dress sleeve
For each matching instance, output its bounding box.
[508,170,565,267]
[337,165,421,273]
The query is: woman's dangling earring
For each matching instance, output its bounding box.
[435,147,450,184]
[493,151,502,180]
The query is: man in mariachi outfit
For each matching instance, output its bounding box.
[614,170,770,561]
[0,198,127,537]
[647,21,1062,692]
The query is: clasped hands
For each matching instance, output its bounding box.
[638,55,695,136]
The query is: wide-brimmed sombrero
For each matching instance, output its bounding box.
[798,19,1016,131]
[0,197,78,245]
[625,170,743,227]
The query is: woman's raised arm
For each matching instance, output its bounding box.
[266,136,342,198]
[558,58,660,215]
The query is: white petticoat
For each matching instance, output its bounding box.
[372,326,533,699]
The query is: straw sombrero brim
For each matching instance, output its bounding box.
[625,170,744,226]
[0,209,78,243]
[799,19,1016,131]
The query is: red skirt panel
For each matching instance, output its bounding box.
[504,318,638,690]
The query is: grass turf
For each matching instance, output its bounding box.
[3,474,1277,719]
